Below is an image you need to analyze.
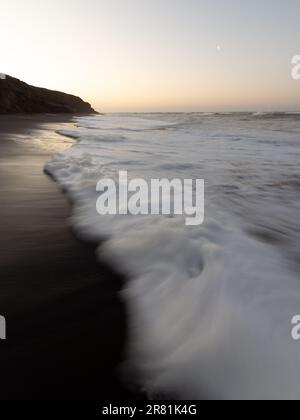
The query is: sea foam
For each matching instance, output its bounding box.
[45,113,300,400]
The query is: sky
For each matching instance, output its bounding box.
[1,0,300,112]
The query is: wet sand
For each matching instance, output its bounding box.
[0,115,136,400]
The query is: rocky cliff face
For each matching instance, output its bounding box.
[0,75,97,114]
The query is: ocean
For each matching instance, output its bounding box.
[46,112,300,400]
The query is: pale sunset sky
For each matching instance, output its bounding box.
[1,0,299,112]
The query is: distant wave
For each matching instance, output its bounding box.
[251,111,300,119]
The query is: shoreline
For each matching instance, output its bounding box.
[0,115,140,400]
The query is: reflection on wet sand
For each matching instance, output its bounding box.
[0,115,136,400]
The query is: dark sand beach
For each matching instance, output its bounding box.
[0,115,135,400]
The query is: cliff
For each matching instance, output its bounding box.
[0,75,97,114]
